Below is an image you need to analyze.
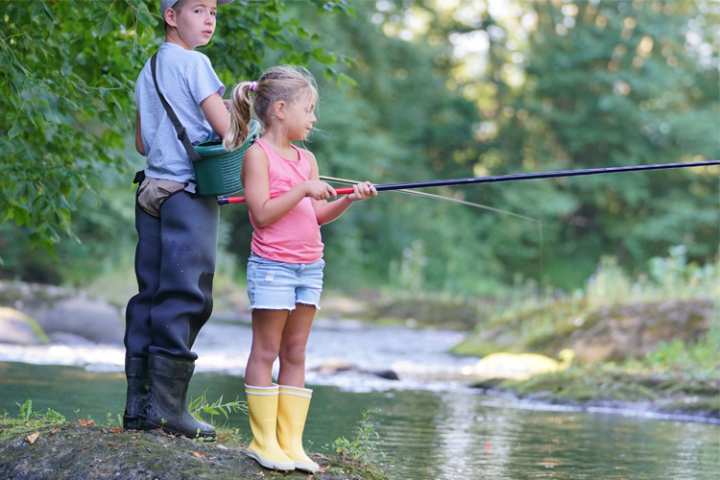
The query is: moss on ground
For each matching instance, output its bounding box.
[472,366,720,420]
[0,419,386,480]
[451,286,719,421]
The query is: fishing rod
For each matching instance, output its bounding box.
[320,174,539,223]
[217,160,720,205]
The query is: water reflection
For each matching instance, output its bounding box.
[358,388,720,480]
[435,391,484,479]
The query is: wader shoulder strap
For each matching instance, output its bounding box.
[150,53,201,162]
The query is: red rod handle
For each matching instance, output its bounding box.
[218,187,355,205]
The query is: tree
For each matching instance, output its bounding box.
[220,0,490,292]
[0,0,347,249]
[451,0,720,287]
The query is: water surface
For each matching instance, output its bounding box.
[1,361,718,480]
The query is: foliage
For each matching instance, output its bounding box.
[583,245,720,306]
[0,0,347,249]
[0,184,136,283]
[2,0,718,295]
[188,392,246,426]
[17,399,33,423]
[640,332,720,377]
[0,0,347,282]
[224,0,489,293]
[472,0,720,286]
[332,409,382,465]
[0,399,67,441]
[226,0,718,293]
[453,246,719,358]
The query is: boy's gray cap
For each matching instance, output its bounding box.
[161,0,234,17]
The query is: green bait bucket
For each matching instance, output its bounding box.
[192,120,260,196]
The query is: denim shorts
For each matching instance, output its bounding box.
[246,253,325,310]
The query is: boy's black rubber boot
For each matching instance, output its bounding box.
[145,353,216,440]
[123,355,151,430]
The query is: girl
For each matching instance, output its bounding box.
[225,66,376,473]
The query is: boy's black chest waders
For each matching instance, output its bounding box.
[150,53,259,196]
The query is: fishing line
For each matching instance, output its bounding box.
[319,174,540,223]
[319,174,547,285]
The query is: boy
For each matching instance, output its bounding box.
[123,0,233,439]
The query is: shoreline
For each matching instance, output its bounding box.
[469,366,720,425]
[473,385,720,425]
[2,358,717,426]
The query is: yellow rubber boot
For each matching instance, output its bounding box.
[244,384,295,471]
[277,385,320,473]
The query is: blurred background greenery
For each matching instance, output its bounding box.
[1,4,719,476]
[1,0,718,296]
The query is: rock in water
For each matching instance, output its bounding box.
[0,307,47,345]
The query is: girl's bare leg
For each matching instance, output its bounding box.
[245,309,289,386]
[278,303,316,387]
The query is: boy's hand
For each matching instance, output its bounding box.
[347,181,377,201]
[304,180,337,200]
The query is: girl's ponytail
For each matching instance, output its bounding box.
[224,67,317,149]
[223,81,254,151]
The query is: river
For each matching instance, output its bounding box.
[1,320,718,479]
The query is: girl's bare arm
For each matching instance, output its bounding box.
[243,145,335,227]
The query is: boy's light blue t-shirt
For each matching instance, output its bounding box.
[135,42,224,186]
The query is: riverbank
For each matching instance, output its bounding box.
[0,415,386,480]
[471,366,720,423]
[449,256,719,421]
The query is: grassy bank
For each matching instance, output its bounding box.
[472,365,720,420]
[453,249,720,418]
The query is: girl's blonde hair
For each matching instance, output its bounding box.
[224,65,318,151]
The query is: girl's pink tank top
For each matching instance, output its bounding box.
[249,138,324,263]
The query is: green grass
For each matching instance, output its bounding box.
[453,248,719,360]
[453,249,719,415]
[477,365,720,418]
[0,399,67,442]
